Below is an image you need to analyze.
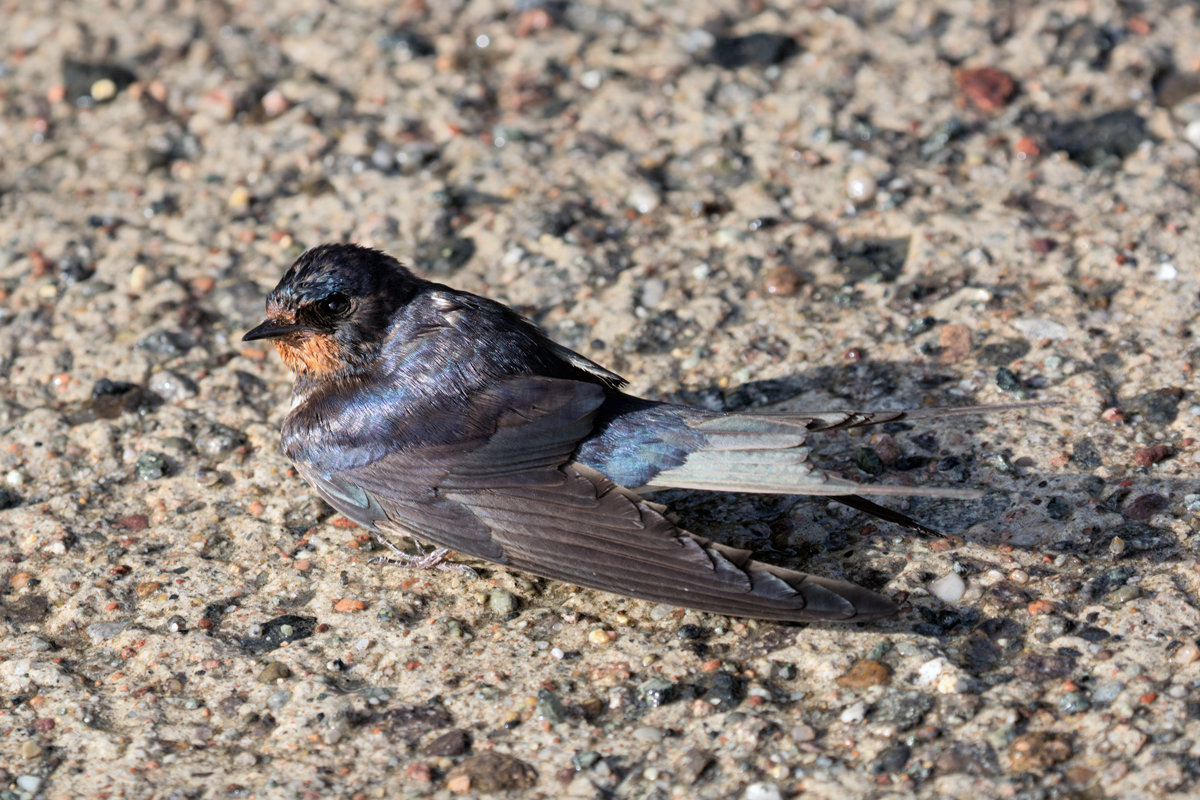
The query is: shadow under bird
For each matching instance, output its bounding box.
[245,243,1034,623]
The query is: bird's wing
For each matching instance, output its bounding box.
[301,376,895,622]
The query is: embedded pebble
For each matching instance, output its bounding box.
[17,775,43,792]
[929,572,966,603]
[639,678,676,708]
[845,167,877,203]
[762,265,800,296]
[938,324,973,364]
[744,783,783,800]
[1059,692,1090,713]
[958,67,1016,111]
[135,451,168,480]
[626,183,659,214]
[86,622,128,644]
[488,588,518,616]
[917,658,948,685]
[631,726,663,744]
[836,659,892,688]
[1013,317,1069,340]
[640,278,666,309]
[150,370,199,402]
[790,724,816,742]
[1181,117,1200,148]
[0,487,19,509]
[257,662,292,683]
[839,701,867,724]
[228,187,251,211]
[676,748,714,785]
[1123,494,1168,521]
[425,729,469,757]
[128,264,156,293]
[195,423,247,459]
[536,689,565,723]
[906,316,936,337]
[1173,644,1200,665]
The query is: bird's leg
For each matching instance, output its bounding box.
[367,531,478,576]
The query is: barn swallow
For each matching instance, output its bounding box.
[245,243,1035,622]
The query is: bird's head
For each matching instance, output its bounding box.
[243,243,418,379]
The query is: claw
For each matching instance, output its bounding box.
[366,532,477,576]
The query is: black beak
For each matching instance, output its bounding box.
[242,319,315,342]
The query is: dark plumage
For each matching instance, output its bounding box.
[245,243,1036,622]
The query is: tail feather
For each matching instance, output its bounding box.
[700,399,1053,436]
[833,494,940,537]
[642,401,1035,532]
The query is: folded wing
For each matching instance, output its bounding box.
[298,376,897,622]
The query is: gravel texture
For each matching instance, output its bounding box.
[2,1,1200,799]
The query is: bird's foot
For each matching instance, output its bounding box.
[367,535,478,576]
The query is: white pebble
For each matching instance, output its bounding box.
[5,469,26,487]
[1157,263,1178,281]
[917,657,947,685]
[1013,317,1069,341]
[551,647,565,660]
[149,369,198,402]
[744,783,783,800]
[845,167,877,203]
[929,572,966,603]
[790,723,816,742]
[1174,643,1200,665]
[626,183,659,214]
[129,264,156,293]
[17,776,43,793]
[580,69,604,90]
[650,604,673,621]
[640,278,666,309]
[1185,120,1200,149]
[839,701,867,724]
[937,672,969,694]
[631,726,663,744]
[979,569,1005,587]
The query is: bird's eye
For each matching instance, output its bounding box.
[318,294,350,316]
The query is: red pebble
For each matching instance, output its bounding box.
[958,67,1016,111]
[1133,444,1171,467]
[405,762,432,782]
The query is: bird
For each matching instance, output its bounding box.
[244,243,1036,623]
